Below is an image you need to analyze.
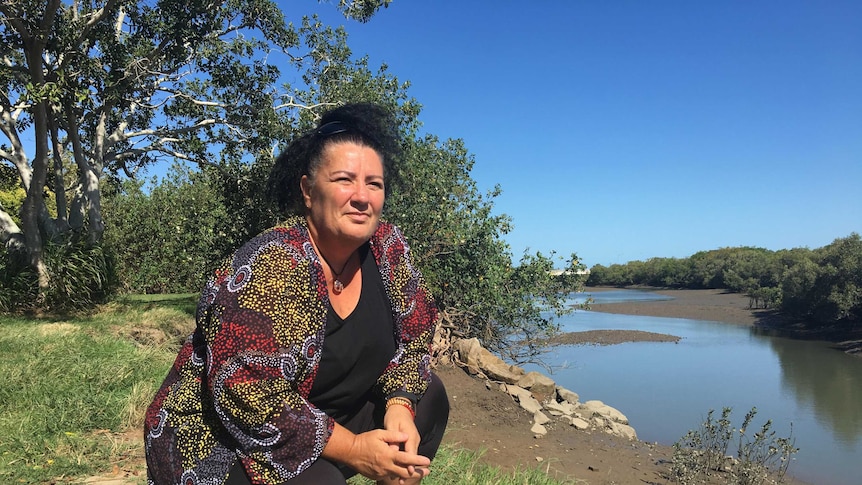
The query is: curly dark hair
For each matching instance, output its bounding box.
[266,103,402,216]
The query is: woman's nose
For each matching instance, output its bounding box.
[352,183,369,203]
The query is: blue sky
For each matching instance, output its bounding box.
[297,2,862,267]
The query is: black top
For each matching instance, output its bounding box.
[308,243,397,421]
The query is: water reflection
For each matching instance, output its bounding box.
[760,331,862,448]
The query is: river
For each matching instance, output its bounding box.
[523,289,862,485]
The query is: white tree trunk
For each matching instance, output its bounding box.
[0,207,25,252]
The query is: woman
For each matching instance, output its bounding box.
[144,103,449,485]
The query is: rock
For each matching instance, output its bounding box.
[519,395,543,414]
[453,338,484,371]
[503,383,543,415]
[570,417,590,430]
[503,384,533,402]
[581,400,629,425]
[450,337,641,443]
[556,386,580,404]
[544,400,577,416]
[533,411,551,425]
[530,423,547,436]
[605,407,629,425]
[517,371,556,397]
[482,359,525,384]
[608,421,638,440]
[453,338,525,384]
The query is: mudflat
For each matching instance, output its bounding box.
[587,287,762,325]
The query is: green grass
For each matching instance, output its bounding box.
[347,444,577,484]
[0,301,184,483]
[0,296,569,484]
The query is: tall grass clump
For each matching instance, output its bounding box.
[0,248,38,311]
[0,238,118,313]
[41,238,119,311]
[670,407,798,485]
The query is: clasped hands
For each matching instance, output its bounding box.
[326,403,429,484]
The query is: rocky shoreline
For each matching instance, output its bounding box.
[451,337,638,441]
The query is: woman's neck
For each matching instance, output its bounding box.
[306,218,359,269]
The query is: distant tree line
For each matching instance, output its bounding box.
[586,234,862,329]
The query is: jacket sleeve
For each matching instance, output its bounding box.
[371,223,438,401]
[199,228,334,483]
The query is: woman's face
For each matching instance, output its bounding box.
[301,141,385,249]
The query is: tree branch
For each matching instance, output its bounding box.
[0,5,33,44]
[111,147,194,163]
[81,0,121,37]
[146,88,226,110]
[273,100,337,112]
[55,0,122,73]
[110,118,220,146]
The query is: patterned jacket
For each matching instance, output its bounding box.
[144,217,437,484]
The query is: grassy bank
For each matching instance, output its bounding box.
[0,297,566,484]
[0,297,189,483]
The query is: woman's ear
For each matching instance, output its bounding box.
[300,175,312,209]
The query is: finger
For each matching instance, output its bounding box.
[394,451,431,468]
[405,434,420,455]
[380,430,409,445]
[390,464,428,483]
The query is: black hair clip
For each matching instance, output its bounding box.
[316,121,349,137]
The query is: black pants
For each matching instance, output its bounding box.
[226,373,449,484]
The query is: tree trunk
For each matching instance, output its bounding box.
[49,118,70,233]
[0,207,26,253]
[21,35,53,289]
[84,167,104,245]
[21,185,49,288]
[66,102,105,244]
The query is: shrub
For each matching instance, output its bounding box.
[670,407,798,485]
[0,238,118,313]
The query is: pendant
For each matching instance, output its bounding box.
[333,279,344,294]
